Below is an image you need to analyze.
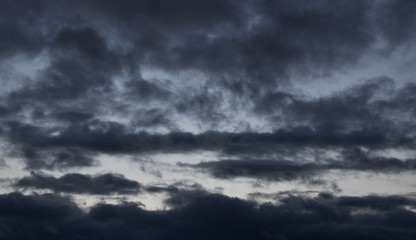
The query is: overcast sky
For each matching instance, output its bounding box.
[1,0,416,239]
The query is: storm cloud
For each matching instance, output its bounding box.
[0,0,415,239]
[182,148,416,182]
[15,172,141,195]
[0,192,416,239]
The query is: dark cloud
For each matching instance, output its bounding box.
[4,77,416,170]
[4,75,416,169]
[87,0,244,28]
[4,120,414,156]
[0,192,416,239]
[182,148,416,182]
[0,0,412,106]
[131,108,175,129]
[19,147,96,170]
[51,27,113,61]
[0,1,415,237]
[0,105,13,118]
[2,110,415,172]
[256,77,416,135]
[3,115,412,151]
[125,79,172,102]
[335,195,415,211]
[0,159,7,168]
[53,111,95,123]
[0,0,48,59]
[16,172,140,195]
[250,191,416,211]
[0,0,415,150]
[375,0,416,47]
[79,0,376,80]
[144,182,208,208]
[180,159,321,182]
[336,147,416,172]
[0,0,413,102]
[0,192,82,219]
[10,48,119,104]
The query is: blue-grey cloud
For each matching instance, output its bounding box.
[15,172,141,195]
[0,192,416,239]
[0,1,415,237]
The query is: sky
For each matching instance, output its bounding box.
[1,0,416,239]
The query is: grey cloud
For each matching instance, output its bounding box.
[180,159,321,182]
[86,0,245,29]
[51,27,115,62]
[0,1,48,59]
[4,77,416,170]
[255,77,416,144]
[3,116,414,171]
[335,195,415,211]
[20,147,96,170]
[0,192,416,239]
[374,0,416,47]
[0,0,415,144]
[15,172,140,195]
[251,191,416,212]
[0,1,415,238]
[131,108,175,129]
[5,107,413,149]
[144,181,208,208]
[0,0,412,94]
[182,148,416,182]
[53,111,95,123]
[0,159,7,168]
[125,79,172,102]
[9,59,111,104]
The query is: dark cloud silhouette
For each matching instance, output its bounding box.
[131,108,175,129]
[181,159,321,182]
[255,77,416,138]
[0,0,414,107]
[53,111,95,123]
[0,192,416,239]
[3,76,416,169]
[0,1,414,158]
[335,195,415,211]
[375,0,416,47]
[19,147,96,170]
[125,79,173,102]
[0,159,7,168]
[0,1,48,59]
[4,77,416,174]
[4,120,414,156]
[144,182,208,208]
[0,1,415,237]
[182,148,416,182]
[15,172,140,195]
[73,0,374,80]
[52,27,114,62]
[0,0,413,119]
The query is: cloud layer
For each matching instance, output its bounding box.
[15,172,141,195]
[0,0,415,239]
[0,192,416,239]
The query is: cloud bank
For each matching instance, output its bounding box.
[0,0,415,239]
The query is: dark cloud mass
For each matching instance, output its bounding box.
[15,172,141,195]
[17,147,96,170]
[0,0,416,239]
[0,192,416,239]
[181,148,416,182]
